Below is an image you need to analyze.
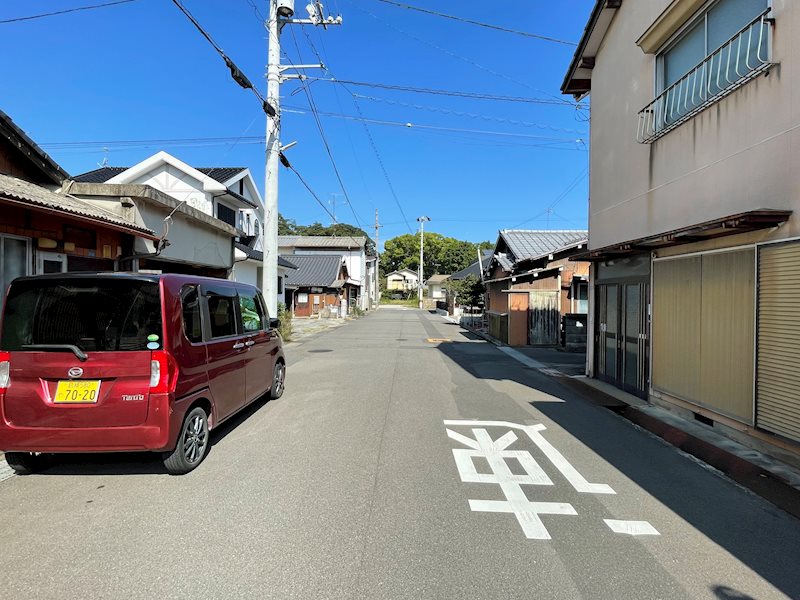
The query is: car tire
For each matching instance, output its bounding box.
[269,360,285,400]
[4,452,46,475]
[163,406,209,475]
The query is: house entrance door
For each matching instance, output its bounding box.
[528,291,560,345]
[596,282,649,398]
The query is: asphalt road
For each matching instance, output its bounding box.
[1,308,799,600]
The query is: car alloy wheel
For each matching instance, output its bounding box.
[183,412,208,464]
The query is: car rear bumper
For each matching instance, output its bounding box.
[0,393,176,453]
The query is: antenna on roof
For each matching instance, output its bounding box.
[97,147,109,168]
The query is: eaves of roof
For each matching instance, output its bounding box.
[0,110,69,184]
[561,1,622,99]
[0,174,156,239]
[63,181,242,238]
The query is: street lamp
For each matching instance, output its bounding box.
[417,216,430,309]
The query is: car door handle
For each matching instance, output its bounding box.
[245,340,255,347]
[232,342,245,349]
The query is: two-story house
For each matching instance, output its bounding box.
[563,1,799,460]
[279,235,370,311]
[70,151,295,301]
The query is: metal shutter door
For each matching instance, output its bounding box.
[757,242,800,442]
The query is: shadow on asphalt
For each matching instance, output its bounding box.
[434,338,800,599]
[27,395,273,476]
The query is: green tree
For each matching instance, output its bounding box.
[382,233,487,279]
[278,214,298,235]
[446,274,485,307]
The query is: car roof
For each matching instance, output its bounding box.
[11,272,257,291]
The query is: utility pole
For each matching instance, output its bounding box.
[374,208,381,309]
[261,0,342,317]
[417,216,430,309]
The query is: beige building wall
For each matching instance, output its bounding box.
[589,0,799,251]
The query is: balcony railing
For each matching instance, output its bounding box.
[636,10,773,144]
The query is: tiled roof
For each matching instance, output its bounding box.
[283,254,343,287]
[278,235,366,249]
[426,274,450,284]
[196,167,246,183]
[71,167,127,183]
[234,241,297,268]
[501,230,587,262]
[496,254,514,272]
[72,166,246,185]
[450,250,493,280]
[221,187,258,209]
[0,173,155,237]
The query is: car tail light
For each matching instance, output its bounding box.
[0,351,9,395]
[150,350,178,394]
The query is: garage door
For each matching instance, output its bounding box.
[757,242,800,443]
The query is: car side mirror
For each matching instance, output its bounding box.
[269,318,281,330]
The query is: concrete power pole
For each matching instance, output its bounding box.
[417,216,430,309]
[261,0,342,317]
[374,208,381,308]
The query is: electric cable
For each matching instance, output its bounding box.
[372,0,577,45]
[0,0,137,24]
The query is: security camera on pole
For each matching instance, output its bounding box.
[261,0,342,317]
[417,216,430,309]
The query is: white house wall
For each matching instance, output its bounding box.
[137,202,232,269]
[130,164,214,216]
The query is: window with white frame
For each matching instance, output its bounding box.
[637,0,772,143]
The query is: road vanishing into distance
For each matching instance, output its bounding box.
[1,308,799,599]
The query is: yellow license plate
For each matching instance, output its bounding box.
[54,380,101,404]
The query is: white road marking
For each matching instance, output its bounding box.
[0,459,15,484]
[445,420,615,494]
[443,420,651,540]
[497,346,547,369]
[447,426,575,539]
[604,519,660,536]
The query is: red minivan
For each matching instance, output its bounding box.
[0,273,286,474]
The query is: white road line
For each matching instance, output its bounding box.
[0,459,15,484]
[497,346,547,369]
[524,426,616,495]
[604,519,660,536]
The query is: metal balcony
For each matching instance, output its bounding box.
[636,10,773,144]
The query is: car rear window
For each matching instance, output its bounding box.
[1,278,163,352]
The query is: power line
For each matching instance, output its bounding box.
[294,77,570,105]
[509,169,588,229]
[373,0,577,46]
[0,0,137,24]
[281,106,582,142]
[290,31,422,234]
[169,0,274,117]
[287,27,366,231]
[283,161,368,248]
[350,2,574,106]
[350,93,586,134]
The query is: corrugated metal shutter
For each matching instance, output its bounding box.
[757,243,800,442]
[654,250,754,423]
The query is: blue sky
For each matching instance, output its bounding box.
[2,0,593,246]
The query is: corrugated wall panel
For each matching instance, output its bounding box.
[699,250,755,423]
[653,251,755,423]
[757,242,800,443]
[652,257,702,401]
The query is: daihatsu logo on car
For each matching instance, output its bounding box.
[67,367,83,378]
